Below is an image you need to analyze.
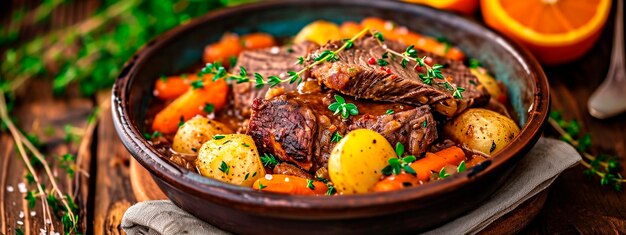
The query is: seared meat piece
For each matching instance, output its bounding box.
[232,42,318,116]
[309,37,489,117]
[247,91,437,172]
[273,163,313,179]
[350,105,437,156]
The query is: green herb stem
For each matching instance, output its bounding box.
[548,117,603,166]
[368,30,464,99]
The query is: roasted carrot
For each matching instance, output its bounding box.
[445,47,465,61]
[434,146,465,166]
[410,153,446,182]
[360,17,465,60]
[409,146,466,182]
[241,33,276,50]
[151,77,228,134]
[339,21,364,38]
[252,174,328,195]
[361,17,397,39]
[153,74,194,100]
[202,33,243,67]
[372,173,419,192]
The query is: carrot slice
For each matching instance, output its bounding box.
[361,17,397,39]
[409,146,466,181]
[151,77,228,134]
[202,33,243,67]
[434,146,465,166]
[372,173,419,192]
[241,33,276,50]
[252,174,328,195]
[410,153,446,182]
[153,74,194,100]
[339,21,364,38]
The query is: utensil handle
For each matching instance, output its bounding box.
[610,0,624,71]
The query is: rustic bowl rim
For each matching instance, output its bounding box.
[112,0,550,212]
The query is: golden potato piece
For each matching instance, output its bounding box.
[195,134,265,187]
[470,67,503,100]
[443,108,520,155]
[172,116,233,154]
[294,20,341,45]
[328,129,396,194]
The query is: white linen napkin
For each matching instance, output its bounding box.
[121,137,581,235]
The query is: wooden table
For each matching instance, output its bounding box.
[1,1,625,234]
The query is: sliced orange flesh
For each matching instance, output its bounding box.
[484,0,611,45]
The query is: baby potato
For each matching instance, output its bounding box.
[172,116,233,154]
[328,129,396,194]
[470,68,504,101]
[294,20,342,45]
[195,134,265,186]
[443,108,520,155]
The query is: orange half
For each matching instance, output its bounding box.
[482,0,611,64]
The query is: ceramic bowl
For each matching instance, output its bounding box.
[112,0,550,234]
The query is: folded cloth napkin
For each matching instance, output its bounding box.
[121,138,581,235]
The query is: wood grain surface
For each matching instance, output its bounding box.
[1,1,625,234]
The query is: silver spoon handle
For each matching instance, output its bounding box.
[609,0,623,71]
[588,0,626,119]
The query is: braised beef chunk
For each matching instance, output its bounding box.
[309,37,489,117]
[273,162,313,179]
[232,42,318,116]
[350,105,437,156]
[247,90,437,172]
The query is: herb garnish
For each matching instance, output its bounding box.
[386,109,394,115]
[439,167,450,179]
[457,161,466,173]
[204,103,214,114]
[326,185,336,195]
[258,183,267,190]
[549,111,624,191]
[143,131,162,139]
[370,33,465,99]
[376,58,389,66]
[382,142,417,175]
[261,153,280,167]
[213,134,225,140]
[306,179,315,190]
[468,58,481,69]
[190,79,204,89]
[200,27,371,89]
[219,161,230,175]
[178,116,185,128]
[328,95,359,119]
[331,131,343,143]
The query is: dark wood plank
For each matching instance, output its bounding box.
[0,79,93,234]
[92,91,136,235]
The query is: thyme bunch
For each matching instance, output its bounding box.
[548,111,624,191]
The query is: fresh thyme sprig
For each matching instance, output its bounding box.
[548,111,624,191]
[198,27,371,89]
[370,33,465,99]
[382,142,417,176]
[261,153,280,168]
[328,95,359,119]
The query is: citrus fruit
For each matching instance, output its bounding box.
[481,0,612,65]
